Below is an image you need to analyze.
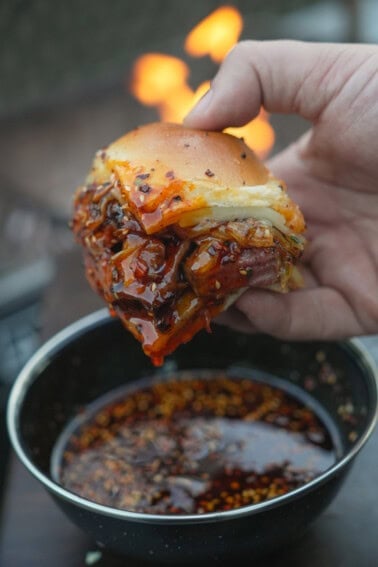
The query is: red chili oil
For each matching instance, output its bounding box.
[53,373,337,515]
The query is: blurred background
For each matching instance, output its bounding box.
[0,0,377,499]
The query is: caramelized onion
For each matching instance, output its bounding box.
[71,181,304,365]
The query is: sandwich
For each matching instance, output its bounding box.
[71,122,305,365]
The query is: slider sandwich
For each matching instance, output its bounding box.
[72,123,305,365]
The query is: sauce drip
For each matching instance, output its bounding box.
[54,374,336,515]
[71,181,304,365]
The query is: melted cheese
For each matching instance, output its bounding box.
[88,155,305,236]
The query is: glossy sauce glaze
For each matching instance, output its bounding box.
[71,180,304,365]
[53,373,337,515]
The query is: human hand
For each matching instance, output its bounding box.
[185,40,378,340]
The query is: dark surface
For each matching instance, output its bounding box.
[1,250,378,566]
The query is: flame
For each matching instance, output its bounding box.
[130,54,190,106]
[192,85,275,159]
[226,109,275,159]
[129,6,275,159]
[184,6,243,63]
[159,84,195,123]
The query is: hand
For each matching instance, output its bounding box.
[185,40,378,340]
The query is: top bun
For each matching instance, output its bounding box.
[87,122,305,235]
[106,122,270,188]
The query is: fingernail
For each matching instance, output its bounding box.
[184,88,213,124]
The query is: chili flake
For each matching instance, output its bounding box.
[56,373,336,516]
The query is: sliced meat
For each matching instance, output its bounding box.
[71,181,303,365]
[184,240,282,297]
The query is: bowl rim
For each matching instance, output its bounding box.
[7,308,378,525]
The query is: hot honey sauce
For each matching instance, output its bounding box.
[53,373,337,515]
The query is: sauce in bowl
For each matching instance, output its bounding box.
[52,372,337,515]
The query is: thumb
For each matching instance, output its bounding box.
[184,40,356,130]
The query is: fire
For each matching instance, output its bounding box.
[130,54,194,123]
[226,109,275,159]
[130,54,189,107]
[130,6,275,159]
[185,6,243,63]
[158,84,195,123]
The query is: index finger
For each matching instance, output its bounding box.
[184,40,365,130]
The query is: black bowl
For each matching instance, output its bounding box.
[7,309,378,563]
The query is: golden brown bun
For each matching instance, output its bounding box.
[87,122,305,235]
[106,122,270,187]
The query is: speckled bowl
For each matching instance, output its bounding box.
[7,309,378,563]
